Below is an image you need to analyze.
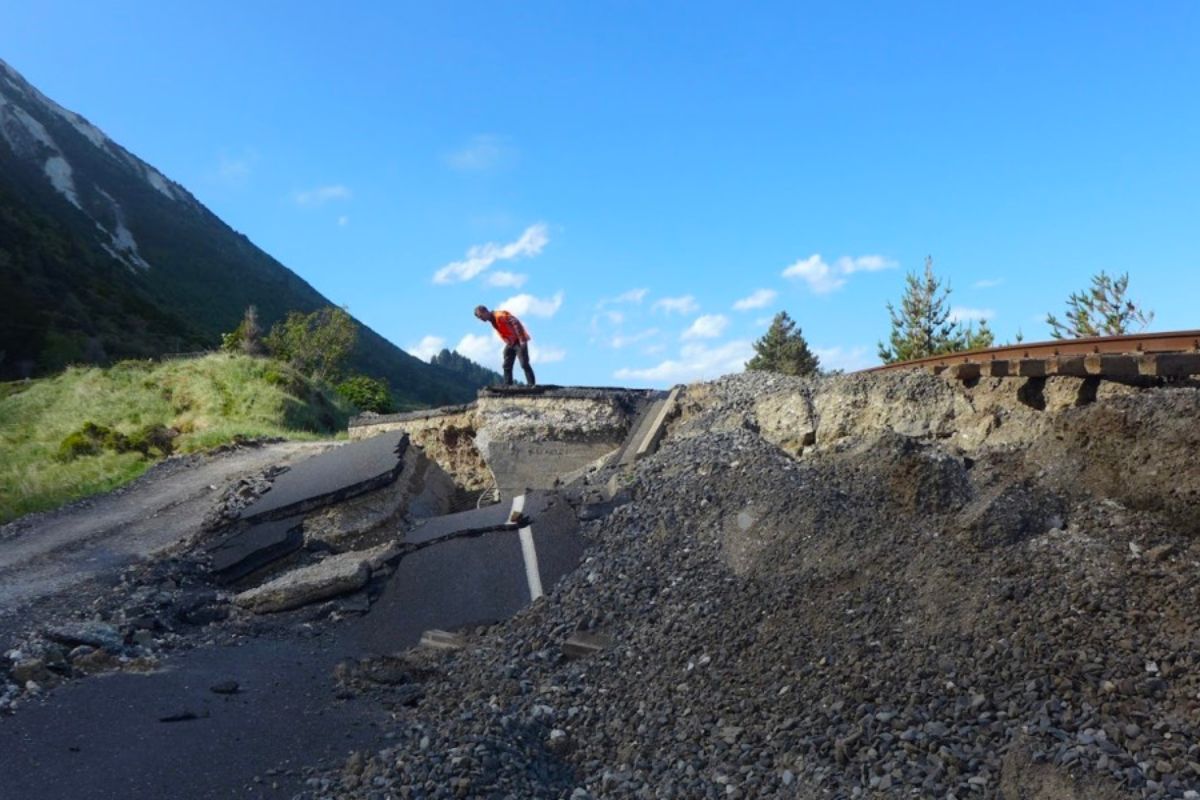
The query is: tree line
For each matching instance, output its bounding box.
[746,263,1154,376]
[221,305,396,413]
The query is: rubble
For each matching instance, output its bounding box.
[302,370,1200,800]
[233,550,374,614]
[7,369,1200,799]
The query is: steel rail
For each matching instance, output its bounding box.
[867,330,1200,373]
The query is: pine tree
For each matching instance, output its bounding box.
[746,311,820,376]
[878,257,989,364]
[1045,271,1153,339]
[964,319,995,351]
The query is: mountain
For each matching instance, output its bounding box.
[0,58,475,407]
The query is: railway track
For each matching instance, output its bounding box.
[868,329,1200,380]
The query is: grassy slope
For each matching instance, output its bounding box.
[0,354,353,523]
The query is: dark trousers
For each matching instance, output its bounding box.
[503,342,536,386]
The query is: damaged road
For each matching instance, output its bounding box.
[0,440,335,619]
[0,410,628,799]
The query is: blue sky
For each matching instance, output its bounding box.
[4,2,1198,387]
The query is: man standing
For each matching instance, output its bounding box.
[474,305,536,386]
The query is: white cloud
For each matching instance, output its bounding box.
[445,134,509,171]
[486,270,528,288]
[433,223,549,284]
[610,328,660,349]
[681,314,729,340]
[408,335,445,361]
[652,295,699,315]
[293,184,352,206]
[530,343,566,364]
[949,307,996,323]
[499,291,564,318]
[973,278,1004,289]
[454,333,501,368]
[782,253,896,294]
[836,254,896,274]
[782,254,845,294]
[600,288,648,306]
[733,288,777,311]
[337,215,349,227]
[614,340,753,385]
[813,345,875,373]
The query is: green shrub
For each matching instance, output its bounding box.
[336,375,394,414]
[58,429,101,460]
[56,421,175,461]
[262,368,287,387]
[125,424,176,458]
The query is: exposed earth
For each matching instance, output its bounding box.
[2,370,1200,800]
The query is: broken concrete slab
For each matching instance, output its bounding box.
[474,388,651,501]
[236,432,408,524]
[234,551,371,613]
[485,440,621,502]
[562,631,614,659]
[633,386,680,460]
[613,390,671,465]
[419,629,466,650]
[207,516,304,584]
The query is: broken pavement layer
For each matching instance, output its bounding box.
[400,490,557,545]
[207,516,304,584]
[354,492,586,653]
[207,432,455,583]
[235,432,409,524]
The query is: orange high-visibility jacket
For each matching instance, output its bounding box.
[490,310,531,345]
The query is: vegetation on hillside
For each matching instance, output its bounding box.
[1046,270,1154,339]
[0,354,353,523]
[746,312,820,376]
[430,348,504,389]
[878,257,994,364]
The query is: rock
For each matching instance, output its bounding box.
[234,551,372,613]
[547,729,570,752]
[43,621,124,652]
[1145,543,1175,562]
[10,659,51,685]
[72,648,117,673]
[562,631,613,659]
[210,680,240,695]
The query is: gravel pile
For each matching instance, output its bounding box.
[297,371,1200,799]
